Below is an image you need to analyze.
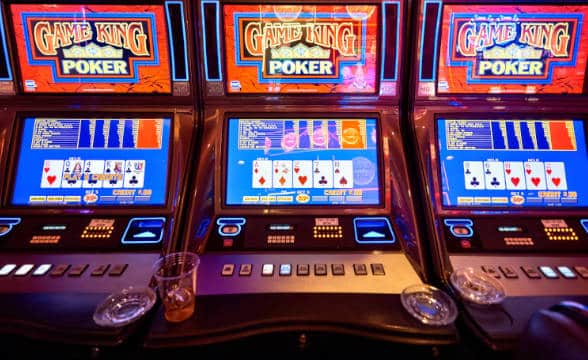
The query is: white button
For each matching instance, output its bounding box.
[14,264,34,276]
[262,264,274,276]
[221,264,235,276]
[557,266,577,279]
[539,266,558,279]
[33,264,52,276]
[0,264,16,276]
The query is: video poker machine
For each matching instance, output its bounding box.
[411,0,588,350]
[144,0,458,349]
[0,1,196,347]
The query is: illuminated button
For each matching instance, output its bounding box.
[371,263,385,276]
[32,264,52,276]
[50,264,70,277]
[222,238,234,248]
[296,264,310,276]
[573,266,588,279]
[332,264,345,276]
[498,266,518,279]
[91,264,110,277]
[581,220,588,234]
[557,266,577,279]
[444,219,474,238]
[14,264,34,276]
[539,266,559,279]
[221,264,235,276]
[481,265,501,279]
[279,264,292,276]
[262,264,274,276]
[314,264,327,276]
[239,264,252,276]
[68,264,88,277]
[220,225,239,235]
[353,264,368,276]
[109,264,128,277]
[0,264,17,276]
[521,266,542,279]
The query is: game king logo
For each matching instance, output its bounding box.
[235,13,366,81]
[21,12,159,82]
[448,13,581,83]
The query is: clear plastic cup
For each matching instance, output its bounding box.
[153,252,200,322]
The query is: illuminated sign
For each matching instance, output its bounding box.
[224,5,378,94]
[10,4,171,93]
[437,5,588,94]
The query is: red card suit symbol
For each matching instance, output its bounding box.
[294,167,300,173]
[335,168,340,174]
[254,168,259,174]
[505,168,511,175]
[44,167,50,173]
[552,178,561,186]
[339,177,348,185]
[279,176,286,186]
[511,177,520,186]
[258,177,266,185]
[546,168,552,175]
[298,176,307,185]
[47,175,56,185]
[526,168,532,175]
[531,177,541,186]
[275,168,279,173]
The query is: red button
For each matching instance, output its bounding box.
[223,238,234,248]
[460,240,472,249]
[221,225,239,234]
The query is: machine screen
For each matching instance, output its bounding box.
[225,118,381,205]
[10,4,172,94]
[12,117,171,206]
[223,4,379,94]
[438,119,588,207]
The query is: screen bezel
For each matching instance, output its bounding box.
[6,1,175,95]
[5,112,175,209]
[431,2,588,96]
[434,114,588,210]
[221,114,386,209]
[220,3,382,96]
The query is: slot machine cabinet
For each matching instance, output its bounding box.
[144,0,457,349]
[410,0,588,350]
[0,1,197,347]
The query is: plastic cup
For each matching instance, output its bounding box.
[153,252,199,322]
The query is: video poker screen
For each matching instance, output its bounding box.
[436,4,588,94]
[225,118,381,206]
[9,4,172,94]
[11,117,171,206]
[438,119,588,207]
[223,4,379,94]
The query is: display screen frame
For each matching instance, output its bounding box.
[5,112,175,209]
[221,113,386,209]
[7,2,174,95]
[435,114,588,210]
[221,3,382,95]
[433,3,588,96]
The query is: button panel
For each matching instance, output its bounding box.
[217,262,390,278]
[0,262,133,278]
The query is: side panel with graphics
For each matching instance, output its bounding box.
[437,5,588,94]
[10,4,171,94]
[223,4,379,94]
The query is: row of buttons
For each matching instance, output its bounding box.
[221,263,386,277]
[0,263,128,277]
[482,265,588,280]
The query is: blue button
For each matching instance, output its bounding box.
[444,219,474,238]
[217,217,246,237]
[539,266,559,279]
[121,217,165,244]
[557,266,577,279]
[279,264,292,276]
[353,217,395,244]
[580,220,588,234]
[0,218,21,237]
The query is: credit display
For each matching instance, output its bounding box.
[437,5,588,94]
[12,117,171,206]
[438,119,588,207]
[225,118,381,205]
[224,4,378,94]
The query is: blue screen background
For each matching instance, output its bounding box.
[225,118,381,206]
[438,119,588,207]
[11,117,171,206]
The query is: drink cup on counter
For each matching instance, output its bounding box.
[153,252,199,322]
